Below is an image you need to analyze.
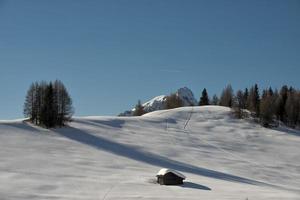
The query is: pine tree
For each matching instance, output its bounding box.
[133,100,145,116]
[247,84,260,117]
[243,88,249,109]
[211,94,219,105]
[199,88,209,106]
[260,88,276,127]
[275,85,288,122]
[40,82,55,128]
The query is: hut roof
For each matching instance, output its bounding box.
[156,168,186,179]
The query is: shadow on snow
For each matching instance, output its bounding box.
[181,182,211,190]
[54,126,274,187]
[74,119,125,129]
[0,121,41,133]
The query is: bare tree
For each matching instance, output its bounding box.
[166,93,183,109]
[233,90,244,118]
[285,88,300,127]
[219,85,234,107]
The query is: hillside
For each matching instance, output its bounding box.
[0,106,299,199]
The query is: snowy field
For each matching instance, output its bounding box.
[0,106,299,200]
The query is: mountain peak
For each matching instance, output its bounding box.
[119,87,197,116]
[176,87,197,106]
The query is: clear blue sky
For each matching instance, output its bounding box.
[0,0,299,119]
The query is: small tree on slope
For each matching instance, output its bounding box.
[133,100,145,116]
[199,88,209,106]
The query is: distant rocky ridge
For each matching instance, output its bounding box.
[119,87,197,116]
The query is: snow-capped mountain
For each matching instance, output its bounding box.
[176,87,198,106]
[120,87,197,116]
[142,95,167,113]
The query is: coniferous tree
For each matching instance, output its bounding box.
[243,88,249,109]
[37,81,48,125]
[285,88,300,127]
[199,88,209,106]
[268,87,274,96]
[247,84,260,117]
[219,85,234,107]
[53,80,73,126]
[260,88,276,127]
[275,85,288,122]
[133,100,145,116]
[24,80,73,128]
[298,91,300,127]
[211,94,219,105]
[40,83,55,128]
[24,83,37,123]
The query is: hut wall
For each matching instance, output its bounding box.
[157,172,183,185]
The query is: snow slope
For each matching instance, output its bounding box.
[0,106,300,199]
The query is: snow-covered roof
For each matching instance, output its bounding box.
[156,168,186,179]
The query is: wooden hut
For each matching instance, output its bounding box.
[156,168,186,185]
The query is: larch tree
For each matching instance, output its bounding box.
[233,90,244,118]
[285,88,300,127]
[24,83,37,123]
[165,93,183,109]
[24,80,73,128]
[219,85,234,107]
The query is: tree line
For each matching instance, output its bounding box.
[133,84,300,128]
[206,84,300,128]
[24,80,73,128]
